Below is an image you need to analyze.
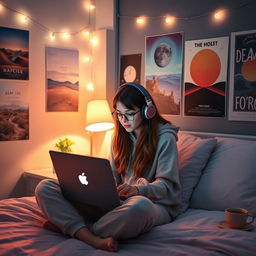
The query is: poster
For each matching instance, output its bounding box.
[0,26,29,80]
[145,32,183,115]
[184,36,229,117]
[0,81,29,141]
[228,29,256,121]
[46,47,79,112]
[120,54,141,85]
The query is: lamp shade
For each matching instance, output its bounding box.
[85,99,114,132]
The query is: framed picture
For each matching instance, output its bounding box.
[0,26,29,80]
[120,54,141,85]
[0,81,29,141]
[145,32,183,115]
[46,47,79,112]
[183,36,229,117]
[228,29,256,121]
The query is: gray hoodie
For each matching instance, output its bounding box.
[109,123,182,218]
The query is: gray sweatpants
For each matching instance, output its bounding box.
[35,179,171,240]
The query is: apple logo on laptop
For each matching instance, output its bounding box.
[78,172,88,185]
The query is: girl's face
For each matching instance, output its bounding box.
[115,101,143,137]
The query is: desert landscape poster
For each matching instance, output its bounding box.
[46,47,79,112]
[0,81,29,141]
[0,26,29,80]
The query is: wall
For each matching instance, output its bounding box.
[118,0,256,135]
[0,0,116,199]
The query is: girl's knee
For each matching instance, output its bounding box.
[35,179,59,199]
[126,196,153,216]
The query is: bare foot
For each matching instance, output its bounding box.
[74,227,118,252]
[93,237,118,252]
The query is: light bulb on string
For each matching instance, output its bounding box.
[213,9,227,22]
[62,32,71,40]
[136,16,146,25]
[83,56,91,63]
[86,82,94,91]
[165,16,176,25]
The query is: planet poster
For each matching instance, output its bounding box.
[46,47,79,112]
[183,36,229,117]
[145,32,183,115]
[0,26,29,80]
[228,29,256,121]
[0,81,29,141]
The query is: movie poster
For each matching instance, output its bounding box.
[145,32,183,115]
[46,47,79,112]
[228,29,256,121]
[120,54,141,85]
[184,36,229,117]
[0,81,29,141]
[0,27,29,80]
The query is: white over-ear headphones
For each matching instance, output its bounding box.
[118,83,156,119]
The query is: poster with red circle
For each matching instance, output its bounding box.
[184,37,229,117]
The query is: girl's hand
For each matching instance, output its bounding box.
[117,183,139,199]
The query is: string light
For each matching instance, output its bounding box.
[0,2,95,40]
[49,32,56,41]
[118,1,253,27]
[165,16,176,25]
[213,9,227,21]
[19,13,29,24]
[86,82,95,91]
[89,4,95,11]
[62,32,71,40]
[90,36,98,46]
[83,56,91,63]
[136,16,146,25]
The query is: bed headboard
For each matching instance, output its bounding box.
[180,130,256,141]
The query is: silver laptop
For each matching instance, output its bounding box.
[49,150,121,218]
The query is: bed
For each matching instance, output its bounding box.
[1,131,256,256]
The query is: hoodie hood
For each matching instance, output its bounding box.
[158,123,179,141]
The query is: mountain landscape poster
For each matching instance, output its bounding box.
[0,26,29,80]
[145,32,183,115]
[183,36,229,117]
[228,29,256,121]
[46,47,79,112]
[0,81,29,141]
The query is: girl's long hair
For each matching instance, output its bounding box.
[112,86,171,178]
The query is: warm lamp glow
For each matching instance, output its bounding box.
[85,100,114,132]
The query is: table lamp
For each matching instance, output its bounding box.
[85,99,114,155]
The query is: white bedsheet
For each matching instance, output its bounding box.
[0,197,255,256]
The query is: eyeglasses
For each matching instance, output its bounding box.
[112,110,140,121]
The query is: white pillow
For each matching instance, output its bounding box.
[190,137,256,213]
[177,133,217,213]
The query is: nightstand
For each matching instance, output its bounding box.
[23,168,57,196]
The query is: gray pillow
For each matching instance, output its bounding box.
[177,133,217,213]
[190,137,256,213]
